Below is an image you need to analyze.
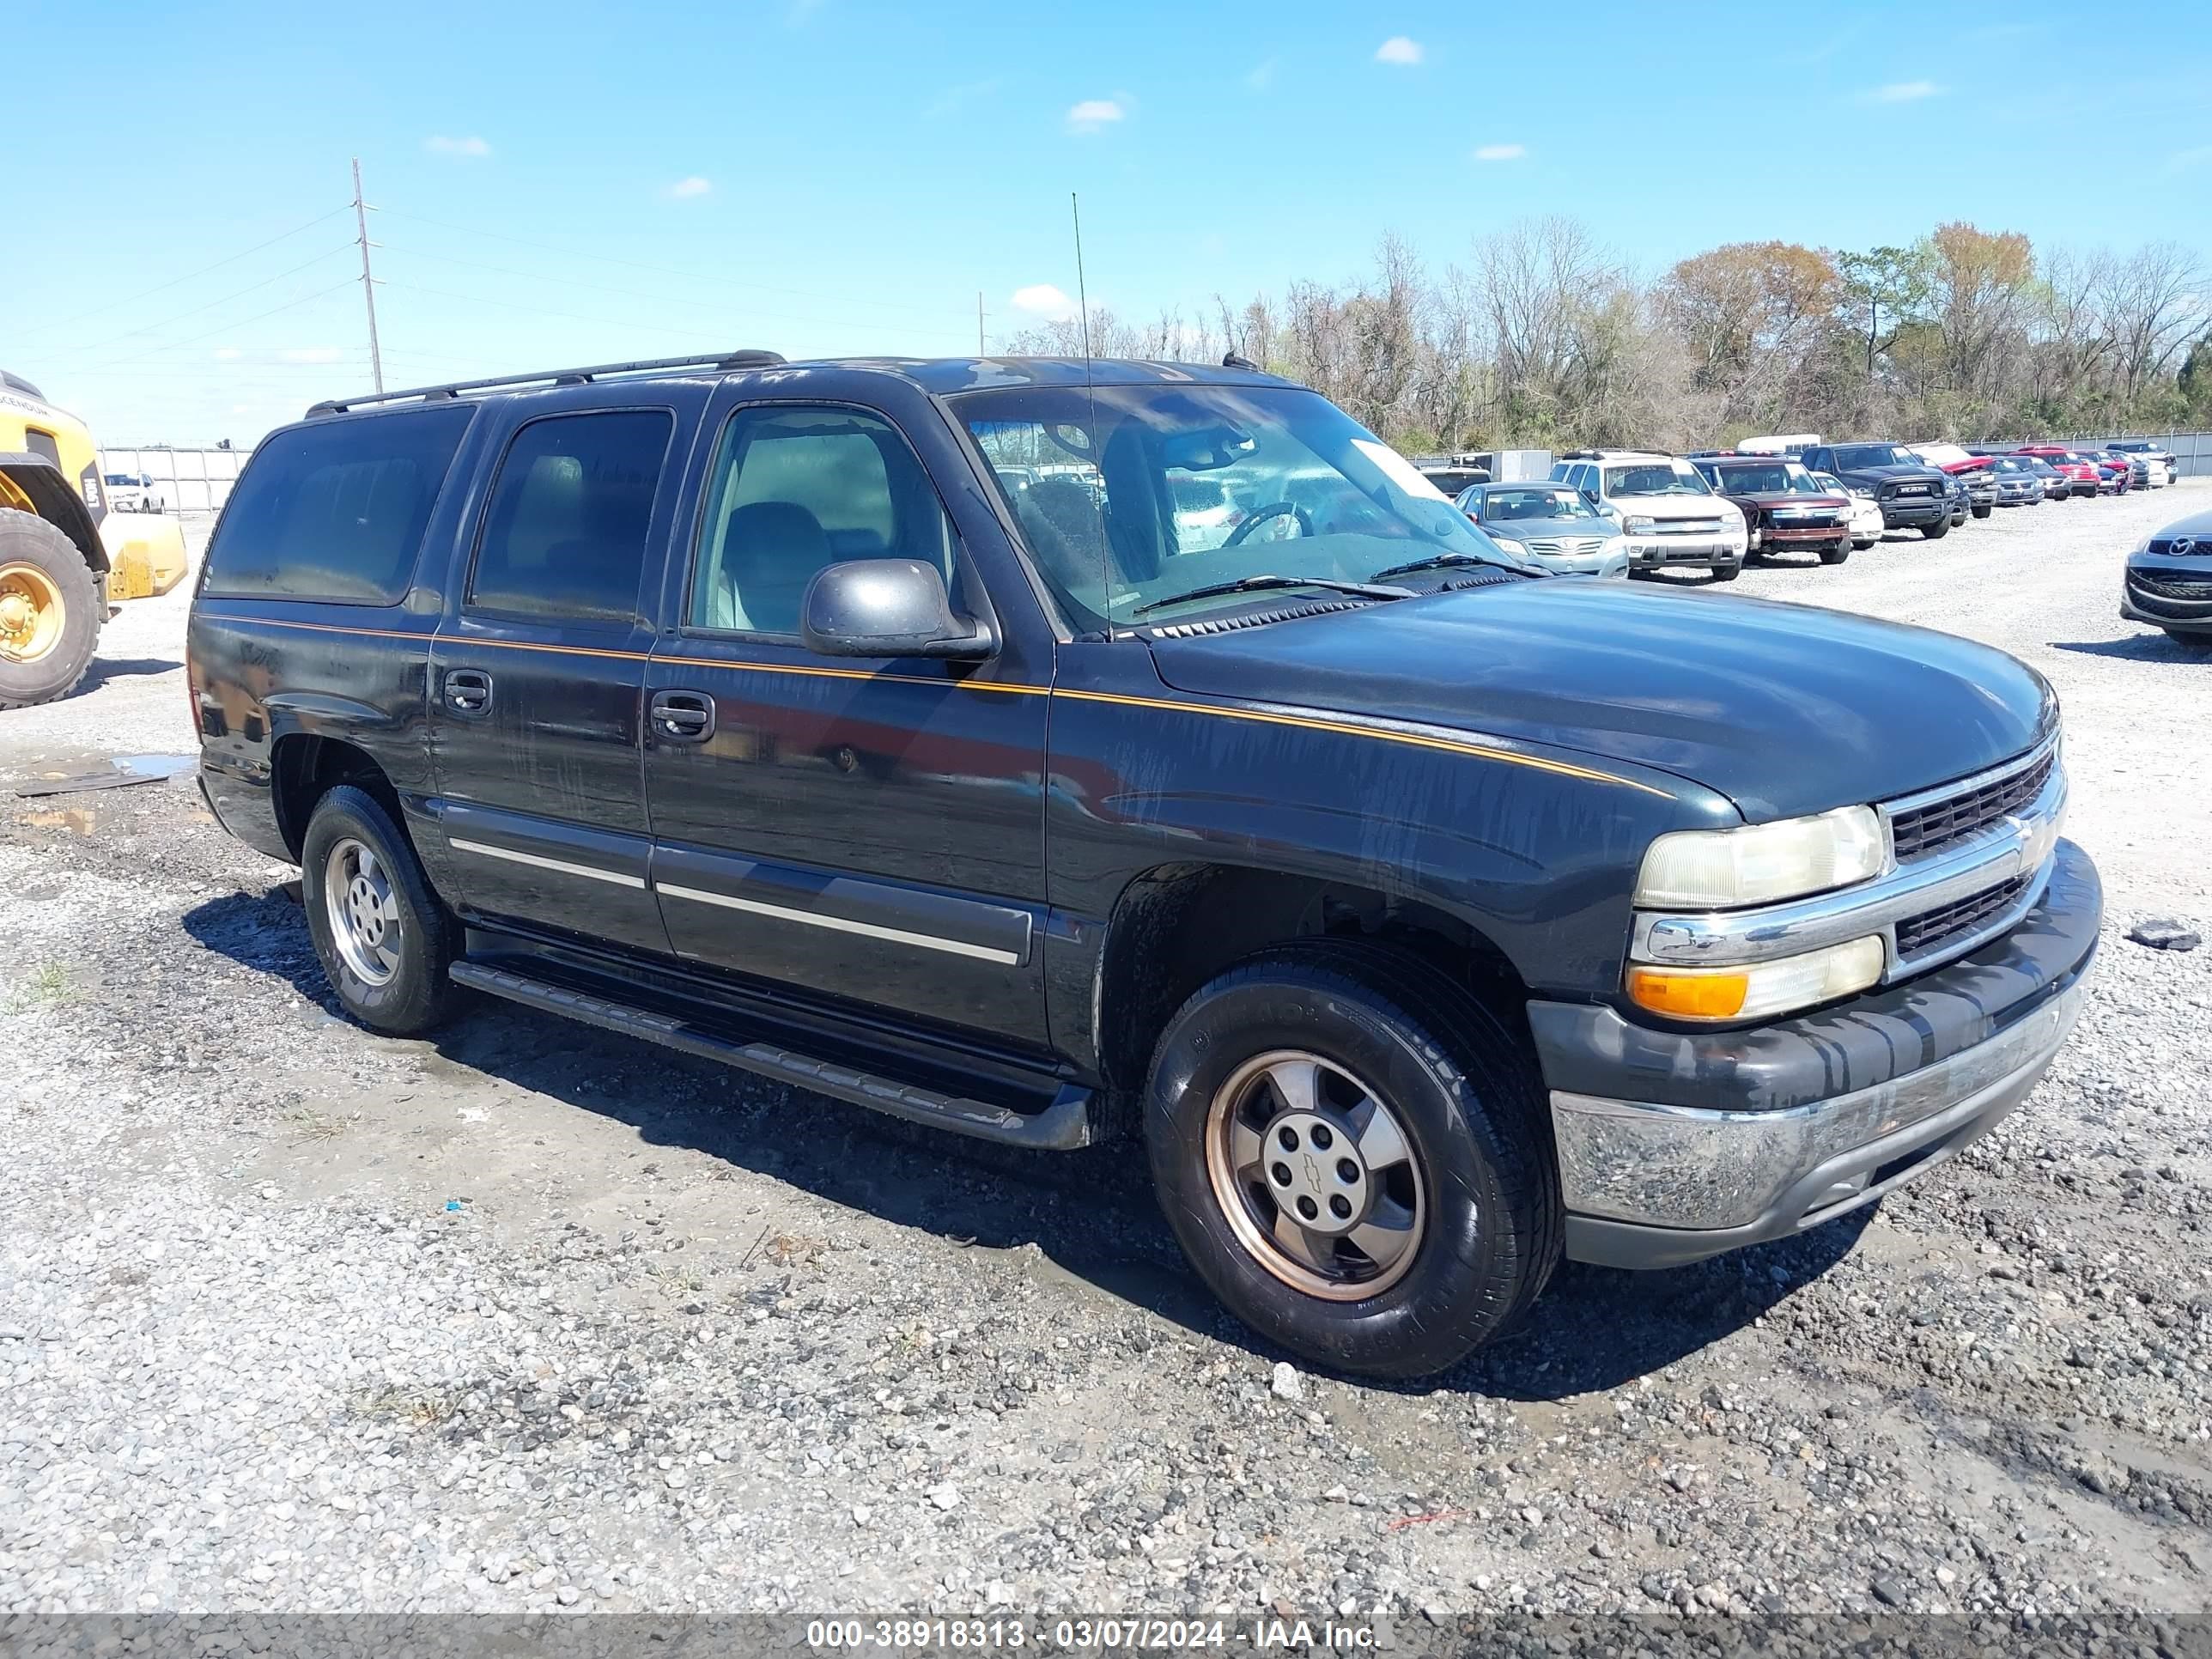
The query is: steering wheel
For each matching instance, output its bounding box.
[1224,501,1313,548]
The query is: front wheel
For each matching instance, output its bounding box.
[0,514,100,710]
[1922,518,1950,540]
[1819,541,1850,565]
[1972,502,1993,519]
[1710,562,1741,582]
[301,784,461,1036]
[2166,630,2212,656]
[1146,946,1560,1379]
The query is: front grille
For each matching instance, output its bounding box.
[1890,747,2055,860]
[1884,481,1936,499]
[1652,518,1725,536]
[2133,573,2212,600]
[1525,536,1607,556]
[1764,508,1839,528]
[1897,875,2028,960]
[2146,537,2209,556]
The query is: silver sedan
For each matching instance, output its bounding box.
[1455,482,1631,579]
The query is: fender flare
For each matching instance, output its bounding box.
[0,454,107,574]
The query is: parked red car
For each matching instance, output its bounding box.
[2012,446,2102,497]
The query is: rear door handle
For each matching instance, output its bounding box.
[445,668,493,716]
[650,689,716,743]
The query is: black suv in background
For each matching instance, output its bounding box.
[186,351,2100,1378]
[1800,442,1955,538]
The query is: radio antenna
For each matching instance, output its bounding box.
[1072,192,1093,369]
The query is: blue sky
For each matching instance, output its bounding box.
[15,0,2210,444]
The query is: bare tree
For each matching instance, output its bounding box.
[2100,241,2206,406]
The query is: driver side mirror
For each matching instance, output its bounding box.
[800,560,995,660]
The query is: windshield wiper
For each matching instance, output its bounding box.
[1129,574,1413,617]
[1367,550,1519,582]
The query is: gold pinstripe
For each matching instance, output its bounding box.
[195,611,1674,797]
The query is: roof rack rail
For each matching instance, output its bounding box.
[305,349,785,416]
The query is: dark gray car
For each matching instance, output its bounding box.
[1455,482,1629,578]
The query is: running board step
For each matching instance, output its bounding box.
[448,960,1095,1151]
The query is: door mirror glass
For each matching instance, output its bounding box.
[800,559,994,659]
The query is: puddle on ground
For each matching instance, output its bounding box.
[25,806,96,834]
[114,754,196,779]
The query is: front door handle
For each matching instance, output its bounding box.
[650,689,716,743]
[445,668,493,716]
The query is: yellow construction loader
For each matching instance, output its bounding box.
[0,369,188,708]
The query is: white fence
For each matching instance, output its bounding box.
[97,446,252,514]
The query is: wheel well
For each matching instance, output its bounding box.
[1094,863,1532,1093]
[270,735,404,860]
[0,465,108,574]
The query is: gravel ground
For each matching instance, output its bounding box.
[1,489,2208,1626]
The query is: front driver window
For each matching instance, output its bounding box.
[689,405,957,636]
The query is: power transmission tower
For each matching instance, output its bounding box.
[351,157,385,392]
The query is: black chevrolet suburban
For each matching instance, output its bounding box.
[186,352,2100,1377]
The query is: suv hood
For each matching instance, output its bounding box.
[1614,495,1735,520]
[1835,463,1948,487]
[1147,580,2051,822]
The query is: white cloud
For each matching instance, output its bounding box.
[1866,80,1941,101]
[1474,143,1526,162]
[424,135,491,158]
[281,347,343,364]
[1066,97,1126,134]
[1011,283,1076,320]
[1246,58,1278,90]
[1375,36,1423,65]
[212,347,243,362]
[663,175,713,199]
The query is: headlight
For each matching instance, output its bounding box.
[1848,486,1876,500]
[1624,515,1656,534]
[1628,936,1884,1022]
[1635,805,1887,908]
[1488,536,1529,557]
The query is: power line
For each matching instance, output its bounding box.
[13,205,353,340]
[375,240,930,337]
[375,279,747,343]
[82,281,363,368]
[377,206,961,320]
[52,246,356,359]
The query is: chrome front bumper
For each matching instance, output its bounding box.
[1553,975,2083,1262]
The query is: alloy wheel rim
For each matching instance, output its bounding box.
[0,562,64,664]
[1203,1048,1427,1302]
[324,836,401,987]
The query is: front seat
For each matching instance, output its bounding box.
[711,501,833,634]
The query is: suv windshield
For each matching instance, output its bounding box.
[1603,463,1710,497]
[1832,444,1911,470]
[957,383,1527,626]
[1710,462,1802,494]
[1474,487,1590,523]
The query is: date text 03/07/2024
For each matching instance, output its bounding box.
[803,1615,1387,1649]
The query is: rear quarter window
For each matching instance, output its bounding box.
[201,405,475,603]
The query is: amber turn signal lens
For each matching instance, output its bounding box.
[1626,966,1750,1019]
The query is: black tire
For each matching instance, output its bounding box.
[1972,502,1993,519]
[1710,562,1741,582]
[1921,517,1949,540]
[0,513,100,710]
[299,784,460,1036]
[1145,944,1561,1379]
[1819,541,1850,565]
[2167,630,2212,656]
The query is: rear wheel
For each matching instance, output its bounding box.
[1146,945,1560,1378]
[1819,541,1850,565]
[301,784,460,1036]
[1922,517,1950,540]
[1972,502,1993,519]
[0,514,99,710]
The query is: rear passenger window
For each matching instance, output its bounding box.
[687,405,956,635]
[468,410,673,623]
[202,405,473,603]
